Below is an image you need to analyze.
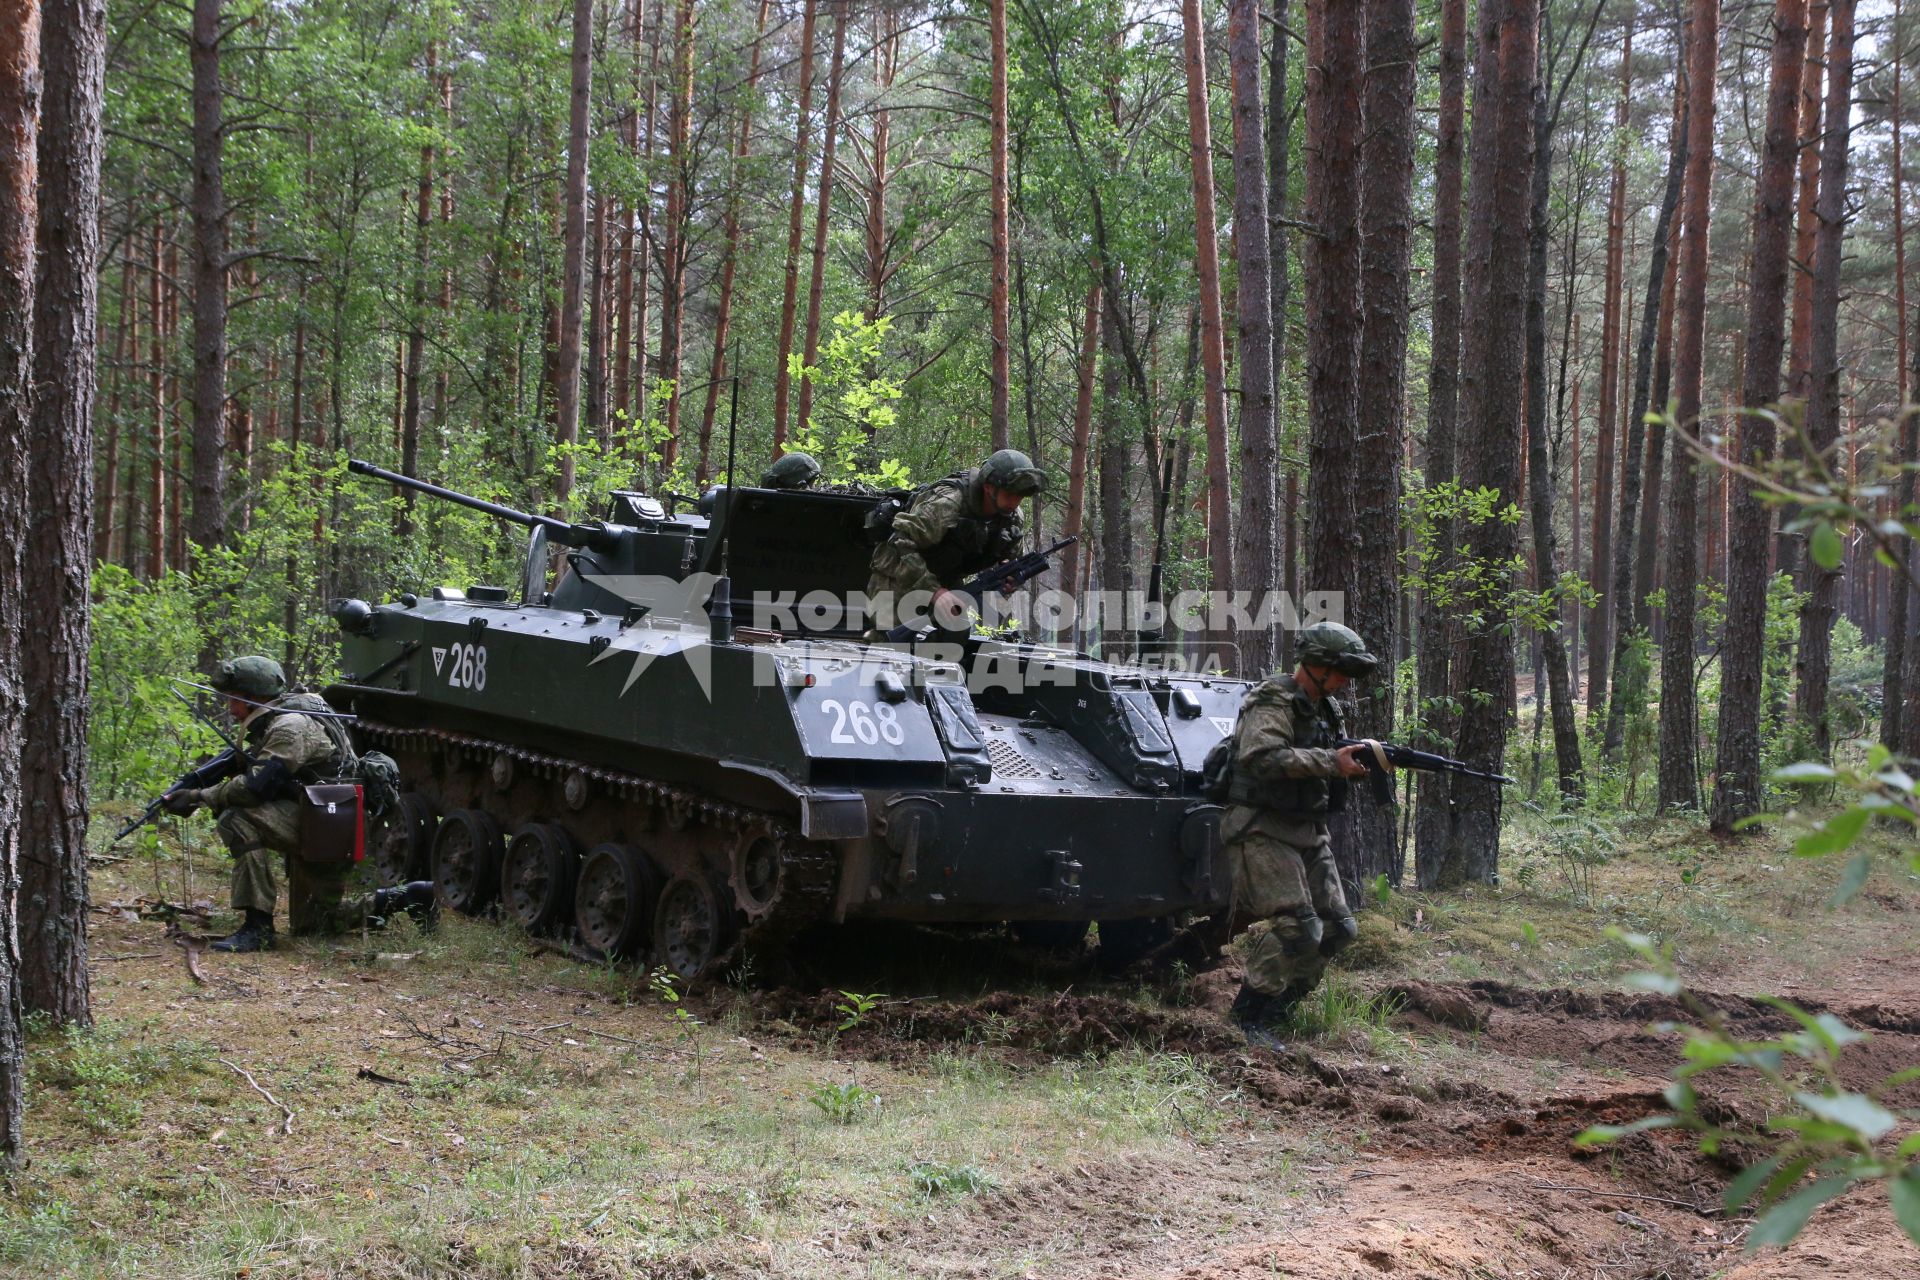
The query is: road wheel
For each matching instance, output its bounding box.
[654,875,731,979]
[574,843,660,960]
[501,823,580,934]
[370,792,437,885]
[432,808,504,915]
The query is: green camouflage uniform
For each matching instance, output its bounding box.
[1223,672,1355,1001]
[866,470,1024,632]
[207,692,362,935]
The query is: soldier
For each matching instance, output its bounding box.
[759,451,822,490]
[162,656,436,953]
[1221,622,1387,1048]
[866,448,1047,634]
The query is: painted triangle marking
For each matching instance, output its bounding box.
[432,647,448,675]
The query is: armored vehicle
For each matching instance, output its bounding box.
[325,460,1245,978]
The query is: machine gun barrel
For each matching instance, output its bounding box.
[347,458,616,551]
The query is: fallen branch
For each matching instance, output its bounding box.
[96,952,161,963]
[181,943,210,987]
[220,1058,295,1135]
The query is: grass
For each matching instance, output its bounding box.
[12,805,1919,1277]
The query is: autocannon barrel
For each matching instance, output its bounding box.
[347,458,617,551]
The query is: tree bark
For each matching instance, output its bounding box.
[1658,0,1721,814]
[188,0,227,552]
[0,0,41,1164]
[554,0,594,506]
[1885,0,1911,750]
[658,0,694,468]
[1181,0,1234,640]
[771,0,818,454]
[1524,25,1583,803]
[989,0,1010,451]
[1060,279,1101,620]
[146,219,164,580]
[1227,0,1274,678]
[795,2,846,441]
[1414,0,1468,884]
[586,193,608,447]
[1588,8,1633,712]
[1713,0,1807,832]
[22,0,102,1027]
[399,38,435,534]
[1345,0,1415,879]
[1304,0,1363,683]
[1780,0,1826,580]
[1795,0,1856,763]
[1436,0,1535,886]
[697,0,769,484]
[1268,0,1293,663]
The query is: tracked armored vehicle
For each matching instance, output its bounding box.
[325,460,1244,978]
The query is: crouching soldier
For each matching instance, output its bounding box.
[162,655,436,952]
[1222,622,1387,1048]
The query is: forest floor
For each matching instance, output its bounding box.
[4,808,1918,1280]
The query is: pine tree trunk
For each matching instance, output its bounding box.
[1796,0,1857,763]
[1098,294,1133,653]
[1438,0,1535,886]
[1179,0,1234,643]
[1884,0,1911,750]
[96,235,131,564]
[586,193,608,447]
[1347,0,1415,879]
[771,0,818,453]
[554,0,594,506]
[146,220,165,580]
[659,0,693,468]
[0,0,40,1163]
[1060,279,1100,618]
[696,0,769,484]
[1713,0,1807,832]
[1658,0,1721,813]
[1268,0,1293,664]
[1226,0,1274,677]
[988,0,1010,451]
[796,3,846,440]
[399,38,435,535]
[21,0,100,1027]
[1589,10,1633,711]
[1304,0,1363,676]
[1524,34,1583,803]
[188,0,227,552]
[1781,1,1827,580]
[1414,0,1468,886]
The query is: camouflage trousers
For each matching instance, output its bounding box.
[1223,807,1354,1000]
[216,804,367,935]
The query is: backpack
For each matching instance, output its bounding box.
[861,473,970,545]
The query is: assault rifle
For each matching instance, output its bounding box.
[114,686,257,842]
[1336,737,1515,807]
[885,536,1077,642]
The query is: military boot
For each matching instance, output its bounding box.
[211,909,276,954]
[372,881,440,932]
[1229,981,1290,1052]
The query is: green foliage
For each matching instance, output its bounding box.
[32,1021,211,1134]
[807,1081,880,1125]
[1406,482,1593,642]
[833,990,885,1033]
[908,1160,998,1198]
[88,565,222,802]
[787,313,912,488]
[648,967,705,1095]
[1579,927,1920,1253]
[1512,811,1613,905]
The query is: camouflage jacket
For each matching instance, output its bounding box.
[204,692,344,810]
[1223,673,1345,838]
[867,470,1024,601]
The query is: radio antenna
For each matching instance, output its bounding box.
[709,337,741,644]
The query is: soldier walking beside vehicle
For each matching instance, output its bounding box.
[1220,622,1387,1048]
[161,655,435,953]
[866,448,1047,635]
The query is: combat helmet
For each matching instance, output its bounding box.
[980,448,1047,496]
[211,655,288,701]
[760,452,821,490]
[1294,622,1379,678]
